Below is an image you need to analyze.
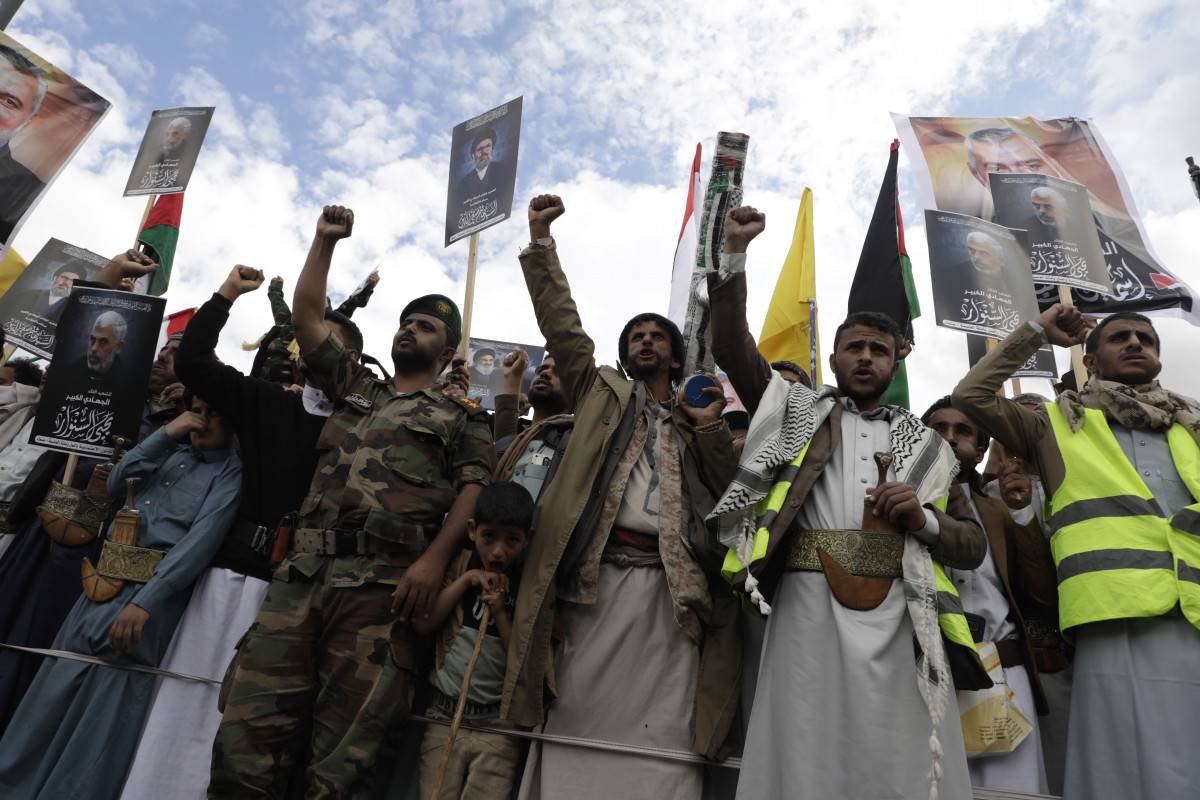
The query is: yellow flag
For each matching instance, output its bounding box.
[757,188,821,384]
[0,246,27,297]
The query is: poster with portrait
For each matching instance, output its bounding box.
[32,287,166,457]
[466,336,544,411]
[990,173,1112,296]
[966,333,1058,380]
[123,106,215,196]
[0,31,111,255]
[925,210,1039,339]
[444,97,523,247]
[892,114,1197,322]
[0,237,109,358]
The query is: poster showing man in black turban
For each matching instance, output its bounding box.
[32,287,165,457]
[990,172,1112,296]
[0,237,109,357]
[466,337,543,411]
[444,97,522,246]
[926,210,1040,340]
[123,106,215,196]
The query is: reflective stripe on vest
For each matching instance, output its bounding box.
[1046,404,1200,631]
[721,440,812,583]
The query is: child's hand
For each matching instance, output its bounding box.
[480,585,508,615]
[466,569,509,594]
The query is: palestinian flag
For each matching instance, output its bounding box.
[137,193,183,297]
[847,140,919,409]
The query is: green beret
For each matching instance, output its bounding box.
[400,294,462,344]
[721,409,750,432]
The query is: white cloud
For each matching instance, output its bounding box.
[8,0,1200,413]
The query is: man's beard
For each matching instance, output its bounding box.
[475,364,494,376]
[528,385,565,411]
[625,353,668,382]
[834,369,891,405]
[50,283,69,298]
[392,343,441,374]
[88,351,115,374]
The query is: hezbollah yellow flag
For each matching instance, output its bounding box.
[0,246,27,297]
[757,188,821,384]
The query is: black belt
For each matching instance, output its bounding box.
[431,686,502,719]
[227,516,272,554]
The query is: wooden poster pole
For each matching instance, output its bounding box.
[1057,285,1090,390]
[459,232,480,358]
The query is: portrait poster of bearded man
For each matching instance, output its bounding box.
[924,209,1040,340]
[0,237,108,358]
[465,336,545,410]
[893,114,1198,320]
[123,106,215,196]
[31,286,165,458]
[0,30,111,253]
[990,172,1113,296]
[444,96,523,246]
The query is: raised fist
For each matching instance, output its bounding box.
[528,194,565,239]
[316,205,354,240]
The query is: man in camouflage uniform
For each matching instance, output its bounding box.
[209,206,495,799]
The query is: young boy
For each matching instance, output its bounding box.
[414,481,534,800]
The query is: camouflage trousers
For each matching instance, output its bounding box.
[209,559,415,799]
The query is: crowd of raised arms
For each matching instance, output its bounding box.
[0,192,1196,800]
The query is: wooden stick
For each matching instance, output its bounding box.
[0,343,14,367]
[459,232,480,359]
[61,454,80,486]
[133,195,156,249]
[1057,285,1089,390]
[429,605,490,800]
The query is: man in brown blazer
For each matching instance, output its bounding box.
[923,396,1059,793]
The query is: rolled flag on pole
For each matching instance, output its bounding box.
[847,140,919,409]
[667,143,702,329]
[156,306,196,352]
[0,245,26,297]
[136,193,184,297]
[680,131,748,378]
[757,188,821,385]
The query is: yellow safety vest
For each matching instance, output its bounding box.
[1046,404,1200,631]
[721,445,978,655]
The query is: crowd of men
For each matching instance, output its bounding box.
[0,193,1195,800]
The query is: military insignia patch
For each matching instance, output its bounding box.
[345,393,373,410]
[436,300,451,314]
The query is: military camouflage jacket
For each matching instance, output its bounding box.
[283,333,494,586]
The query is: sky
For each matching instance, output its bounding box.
[6,0,1200,416]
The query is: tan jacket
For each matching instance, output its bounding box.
[500,243,743,759]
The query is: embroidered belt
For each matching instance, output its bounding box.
[291,528,414,556]
[95,540,166,583]
[40,481,119,528]
[785,529,904,578]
